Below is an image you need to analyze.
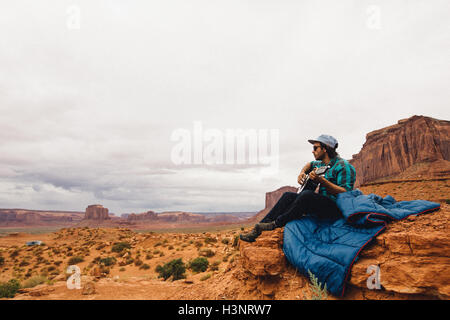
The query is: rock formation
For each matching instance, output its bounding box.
[350,115,450,187]
[126,211,158,222]
[84,205,110,220]
[127,211,207,223]
[0,209,83,227]
[240,228,286,277]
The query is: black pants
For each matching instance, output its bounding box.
[260,190,342,227]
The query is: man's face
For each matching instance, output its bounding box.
[312,143,326,160]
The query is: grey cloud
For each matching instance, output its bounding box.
[0,1,448,213]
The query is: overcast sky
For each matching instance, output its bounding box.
[0,0,449,214]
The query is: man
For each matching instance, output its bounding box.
[240,134,356,242]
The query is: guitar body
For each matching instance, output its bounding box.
[299,179,319,192]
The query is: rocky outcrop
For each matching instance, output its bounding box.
[0,209,83,226]
[126,210,242,224]
[238,204,449,299]
[349,203,450,299]
[126,211,158,222]
[240,229,286,277]
[126,211,206,223]
[84,205,110,220]
[350,115,450,186]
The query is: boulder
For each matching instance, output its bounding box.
[81,281,96,295]
[239,228,285,277]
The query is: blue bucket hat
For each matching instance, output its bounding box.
[308,134,338,149]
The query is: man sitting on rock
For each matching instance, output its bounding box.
[240,134,356,242]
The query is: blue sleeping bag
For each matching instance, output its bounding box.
[282,189,441,297]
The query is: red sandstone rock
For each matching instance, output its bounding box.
[126,211,207,223]
[127,211,158,222]
[350,115,450,187]
[239,229,286,277]
[0,209,83,227]
[85,205,110,220]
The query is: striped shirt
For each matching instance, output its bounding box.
[310,156,356,202]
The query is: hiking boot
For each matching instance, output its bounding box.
[255,221,277,231]
[239,227,262,243]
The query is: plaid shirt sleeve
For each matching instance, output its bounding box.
[334,160,356,191]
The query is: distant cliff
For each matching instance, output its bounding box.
[127,211,206,223]
[126,210,242,224]
[0,209,84,227]
[350,115,450,186]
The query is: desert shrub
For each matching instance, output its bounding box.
[99,265,110,275]
[96,243,107,250]
[188,257,209,273]
[0,279,21,298]
[47,266,56,272]
[9,250,20,258]
[111,242,131,253]
[209,260,221,271]
[194,241,203,249]
[139,264,150,270]
[98,257,116,267]
[200,273,211,281]
[21,275,47,289]
[0,256,5,266]
[304,270,328,300]
[134,259,143,267]
[204,237,217,244]
[155,258,186,281]
[67,256,84,265]
[199,249,215,257]
[232,235,239,247]
[19,260,30,267]
[221,238,230,245]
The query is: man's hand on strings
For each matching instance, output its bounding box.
[297,172,307,185]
